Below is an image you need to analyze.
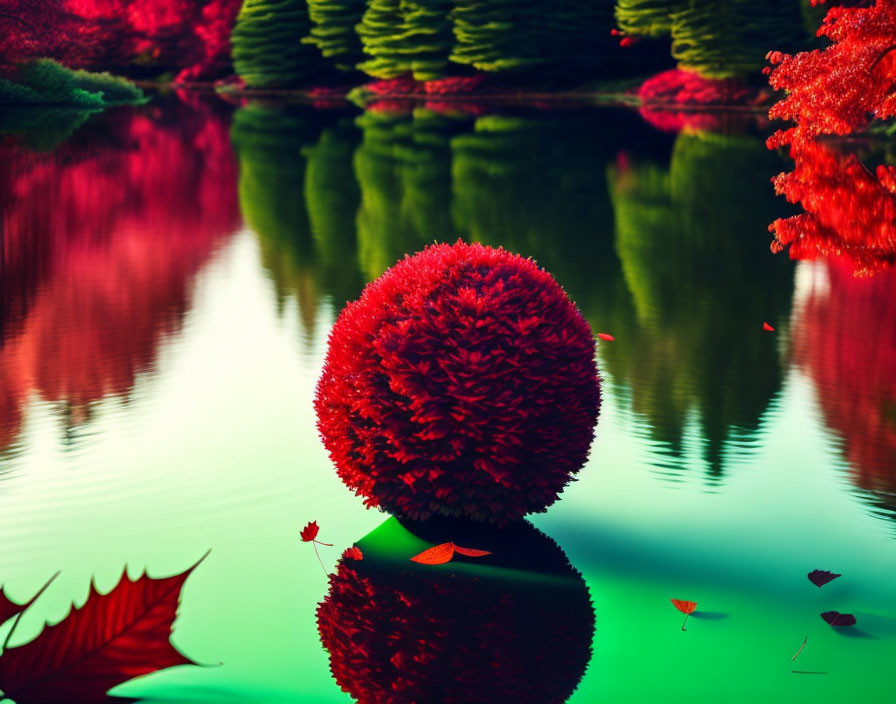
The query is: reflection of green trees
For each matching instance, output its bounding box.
[606,132,793,478]
[231,104,363,337]
[354,109,465,280]
[451,114,618,320]
[231,0,325,87]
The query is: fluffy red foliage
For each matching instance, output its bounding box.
[365,76,424,96]
[0,0,240,79]
[793,259,896,521]
[0,99,238,449]
[317,520,594,704]
[315,241,600,523]
[424,74,490,95]
[767,0,896,147]
[770,139,896,275]
[639,69,755,107]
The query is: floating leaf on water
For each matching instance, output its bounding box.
[763,322,775,331]
[808,570,841,587]
[300,521,320,543]
[597,333,615,341]
[821,611,856,626]
[410,542,455,565]
[671,598,698,631]
[453,545,492,557]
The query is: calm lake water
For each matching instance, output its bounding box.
[0,95,894,702]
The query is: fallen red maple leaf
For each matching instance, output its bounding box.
[808,570,841,588]
[0,557,205,704]
[410,543,492,565]
[763,322,775,332]
[0,589,25,629]
[821,611,856,627]
[671,599,698,630]
[597,333,615,341]
[300,521,320,543]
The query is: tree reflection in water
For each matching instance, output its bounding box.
[794,259,896,526]
[318,517,594,704]
[606,130,793,480]
[0,98,239,454]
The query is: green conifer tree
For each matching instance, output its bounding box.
[231,0,325,87]
[305,0,366,73]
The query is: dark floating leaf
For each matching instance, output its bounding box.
[808,570,841,588]
[821,611,856,627]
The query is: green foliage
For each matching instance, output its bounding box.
[231,0,325,87]
[356,0,454,80]
[70,68,144,104]
[605,132,794,478]
[670,0,805,78]
[0,59,142,107]
[305,0,366,72]
[615,0,675,38]
[449,0,542,73]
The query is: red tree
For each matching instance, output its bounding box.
[766,0,896,273]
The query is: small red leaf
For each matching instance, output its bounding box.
[343,547,363,561]
[821,611,856,626]
[0,558,204,704]
[671,599,697,615]
[808,569,841,587]
[763,322,775,331]
[597,333,615,341]
[301,521,320,543]
[453,545,492,558]
[410,543,455,565]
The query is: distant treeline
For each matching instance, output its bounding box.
[232,0,819,87]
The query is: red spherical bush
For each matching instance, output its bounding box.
[315,241,600,523]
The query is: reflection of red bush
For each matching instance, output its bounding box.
[770,140,896,275]
[315,242,600,523]
[794,260,896,518]
[0,99,239,447]
[639,69,754,107]
[317,520,594,704]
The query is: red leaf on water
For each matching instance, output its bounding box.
[343,547,363,561]
[763,322,775,331]
[453,545,492,558]
[671,599,697,615]
[410,543,455,565]
[597,333,615,341]
[410,542,491,564]
[300,521,320,543]
[0,558,204,703]
[808,570,841,587]
[821,611,856,627]
[0,589,26,628]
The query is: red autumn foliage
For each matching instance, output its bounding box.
[300,521,321,543]
[769,139,896,275]
[0,99,239,451]
[423,74,490,95]
[0,590,27,628]
[0,560,203,703]
[0,0,241,79]
[342,547,363,561]
[793,259,896,522]
[639,69,755,107]
[767,0,896,148]
[317,520,594,704]
[314,241,600,524]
